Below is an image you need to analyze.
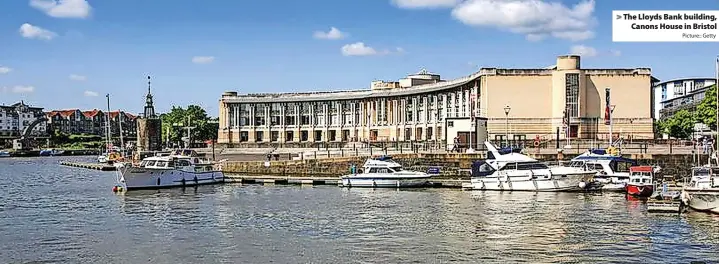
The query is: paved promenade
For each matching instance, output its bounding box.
[199,141,707,161]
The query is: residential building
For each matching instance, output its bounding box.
[652,77,716,119]
[46,109,138,139]
[0,101,48,138]
[217,55,657,147]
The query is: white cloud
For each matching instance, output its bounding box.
[192,56,215,64]
[69,74,87,81]
[313,27,347,40]
[450,0,596,41]
[341,42,405,56]
[392,0,461,9]
[610,49,621,56]
[0,66,11,74]
[30,0,91,19]
[569,45,597,57]
[19,23,57,40]
[342,42,378,56]
[11,85,35,94]
[84,90,98,97]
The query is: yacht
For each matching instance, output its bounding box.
[569,149,637,191]
[114,149,225,190]
[467,142,596,191]
[0,151,10,158]
[340,156,432,188]
[681,166,719,214]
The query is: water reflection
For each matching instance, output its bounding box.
[1,157,719,263]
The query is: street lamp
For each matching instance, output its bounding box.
[504,105,511,147]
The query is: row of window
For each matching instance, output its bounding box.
[234,127,444,142]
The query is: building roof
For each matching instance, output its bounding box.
[222,58,654,103]
[653,77,715,87]
[82,109,102,118]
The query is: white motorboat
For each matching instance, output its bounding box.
[340,156,432,188]
[0,151,10,158]
[681,166,719,214]
[569,149,638,192]
[467,142,596,192]
[114,149,224,191]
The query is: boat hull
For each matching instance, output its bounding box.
[627,184,654,197]
[468,173,589,192]
[118,166,225,190]
[683,191,719,214]
[340,175,431,188]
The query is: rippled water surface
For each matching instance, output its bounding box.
[1,157,719,264]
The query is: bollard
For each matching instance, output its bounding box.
[341,148,344,157]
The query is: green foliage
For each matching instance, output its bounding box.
[657,110,695,139]
[697,84,717,131]
[161,105,217,144]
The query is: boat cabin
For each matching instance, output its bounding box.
[689,166,719,189]
[629,166,656,186]
[571,153,637,176]
[471,160,550,177]
[359,156,404,174]
[137,149,215,172]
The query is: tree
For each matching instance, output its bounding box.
[160,105,217,146]
[696,84,717,131]
[658,110,695,139]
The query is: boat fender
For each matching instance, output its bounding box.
[181,178,186,186]
[578,182,587,189]
[372,180,377,188]
[194,176,198,183]
[157,178,161,186]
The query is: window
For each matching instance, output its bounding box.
[240,131,248,142]
[145,160,157,167]
[565,73,579,118]
[500,163,517,170]
[516,162,549,170]
[448,121,454,127]
[177,160,191,166]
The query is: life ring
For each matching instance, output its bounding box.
[533,140,540,147]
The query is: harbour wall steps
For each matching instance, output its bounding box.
[221,153,707,179]
[60,161,117,171]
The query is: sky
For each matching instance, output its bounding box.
[0,0,718,117]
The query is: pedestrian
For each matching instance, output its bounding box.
[703,137,708,154]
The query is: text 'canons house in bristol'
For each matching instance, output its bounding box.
[217,55,657,147]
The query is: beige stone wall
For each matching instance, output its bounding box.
[482,75,554,119]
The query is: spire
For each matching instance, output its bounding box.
[143,75,156,118]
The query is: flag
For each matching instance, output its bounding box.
[604,88,611,125]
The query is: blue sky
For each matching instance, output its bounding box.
[0,0,717,117]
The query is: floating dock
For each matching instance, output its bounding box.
[647,199,683,213]
[60,161,117,171]
[225,175,467,188]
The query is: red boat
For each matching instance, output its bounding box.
[627,166,656,197]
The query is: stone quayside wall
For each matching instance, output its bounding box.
[222,153,707,179]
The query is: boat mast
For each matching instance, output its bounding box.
[106,94,112,152]
[118,108,124,152]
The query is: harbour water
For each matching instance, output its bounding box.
[1,157,718,264]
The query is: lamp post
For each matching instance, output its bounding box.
[504,105,511,147]
[629,118,635,145]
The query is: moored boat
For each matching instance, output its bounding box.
[467,142,596,192]
[340,156,432,188]
[114,149,224,191]
[626,166,657,198]
[0,151,10,158]
[681,166,719,214]
[570,148,637,192]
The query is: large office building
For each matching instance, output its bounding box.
[218,55,656,147]
[652,77,716,119]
